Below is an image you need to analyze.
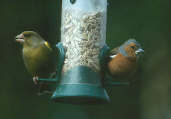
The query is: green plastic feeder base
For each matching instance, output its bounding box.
[51,66,110,105]
[51,84,109,104]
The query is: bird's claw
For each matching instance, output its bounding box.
[33,76,39,85]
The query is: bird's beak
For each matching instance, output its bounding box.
[135,48,144,55]
[15,34,25,43]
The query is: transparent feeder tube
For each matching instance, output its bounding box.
[61,0,107,73]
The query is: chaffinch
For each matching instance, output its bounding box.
[107,39,144,81]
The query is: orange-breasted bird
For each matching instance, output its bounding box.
[107,39,144,81]
[15,31,58,94]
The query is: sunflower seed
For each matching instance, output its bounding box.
[61,9,105,73]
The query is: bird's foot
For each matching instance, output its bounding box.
[37,90,52,96]
[33,76,39,85]
[49,72,57,79]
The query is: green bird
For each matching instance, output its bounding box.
[16,31,58,94]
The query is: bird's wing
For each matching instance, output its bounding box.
[110,47,119,58]
[43,41,53,51]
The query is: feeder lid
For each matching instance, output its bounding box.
[63,0,107,12]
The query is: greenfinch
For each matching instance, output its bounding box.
[16,31,58,94]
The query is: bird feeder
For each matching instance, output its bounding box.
[37,0,129,104]
[51,0,110,104]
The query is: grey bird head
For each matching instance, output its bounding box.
[119,38,144,58]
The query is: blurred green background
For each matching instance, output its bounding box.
[0,0,171,119]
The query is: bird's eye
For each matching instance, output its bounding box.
[23,34,30,38]
[70,0,76,4]
[130,46,136,49]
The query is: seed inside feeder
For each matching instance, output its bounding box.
[61,9,105,73]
